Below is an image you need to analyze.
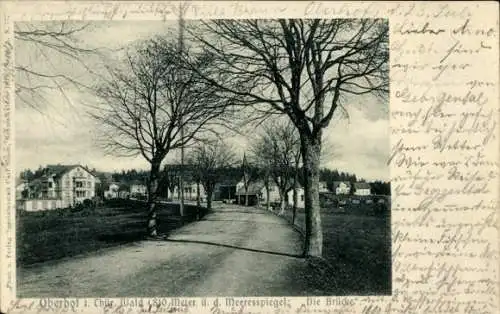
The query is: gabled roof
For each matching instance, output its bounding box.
[45,164,78,177]
[354,182,371,189]
[45,164,97,178]
[25,165,98,189]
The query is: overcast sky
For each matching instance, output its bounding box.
[15,21,390,182]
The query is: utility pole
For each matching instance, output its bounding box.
[178,1,185,220]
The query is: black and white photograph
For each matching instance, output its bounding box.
[15,16,391,298]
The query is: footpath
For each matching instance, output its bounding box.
[18,204,331,297]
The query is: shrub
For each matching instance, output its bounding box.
[82,199,94,209]
[71,203,84,212]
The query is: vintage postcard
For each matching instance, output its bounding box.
[1,1,498,313]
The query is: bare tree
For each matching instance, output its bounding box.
[239,153,260,206]
[249,146,273,211]
[91,37,231,237]
[15,21,100,111]
[251,120,301,215]
[189,140,236,216]
[291,151,301,225]
[162,164,181,200]
[187,164,203,209]
[188,19,389,257]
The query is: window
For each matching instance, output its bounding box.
[48,182,53,188]
[76,191,86,198]
[75,181,83,188]
[300,195,304,201]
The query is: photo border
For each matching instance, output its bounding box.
[1,1,499,313]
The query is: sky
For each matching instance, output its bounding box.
[15,21,390,182]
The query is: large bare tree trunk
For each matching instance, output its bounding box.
[196,181,201,207]
[245,187,249,206]
[196,181,201,220]
[206,188,213,211]
[147,161,161,237]
[292,185,298,225]
[266,185,270,211]
[177,179,181,200]
[293,156,299,225]
[301,134,323,257]
[279,190,286,215]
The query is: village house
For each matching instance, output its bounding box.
[287,180,338,209]
[260,182,281,205]
[130,182,148,198]
[354,182,371,196]
[333,181,351,195]
[287,186,305,208]
[319,181,329,193]
[173,182,206,202]
[17,164,99,211]
[16,180,28,200]
[104,182,120,199]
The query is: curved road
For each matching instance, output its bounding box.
[18,204,327,297]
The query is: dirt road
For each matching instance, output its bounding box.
[18,204,327,297]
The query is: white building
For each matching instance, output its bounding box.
[354,182,371,196]
[18,164,99,211]
[104,183,120,199]
[319,181,329,193]
[235,180,245,194]
[130,183,147,197]
[333,181,351,195]
[173,182,206,201]
[287,187,305,208]
[260,183,281,204]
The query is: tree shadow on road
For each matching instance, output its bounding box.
[164,238,304,259]
[209,209,272,215]
[200,218,290,226]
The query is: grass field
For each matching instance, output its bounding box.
[278,204,391,295]
[17,198,390,295]
[16,200,202,266]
